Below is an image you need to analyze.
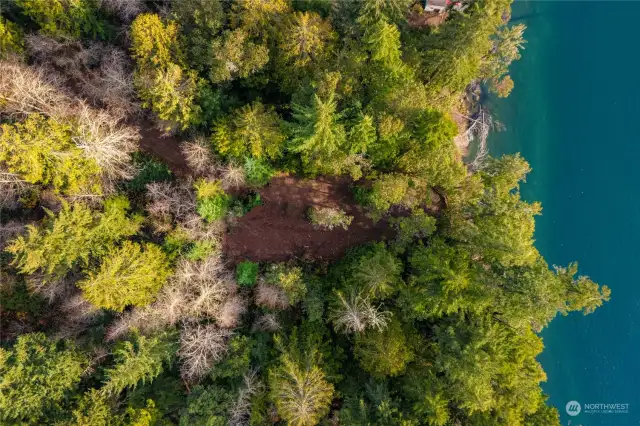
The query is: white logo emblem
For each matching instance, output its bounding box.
[566,400,581,416]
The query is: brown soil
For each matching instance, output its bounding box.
[138,124,190,176]
[223,176,395,264]
[407,10,448,28]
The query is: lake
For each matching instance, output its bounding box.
[489,1,640,424]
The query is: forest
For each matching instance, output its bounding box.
[0,1,611,425]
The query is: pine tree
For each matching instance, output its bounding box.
[79,241,171,311]
[290,92,346,175]
[0,114,102,194]
[102,332,177,396]
[268,339,334,426]
[0,333,87,423]
[6,196,142,278]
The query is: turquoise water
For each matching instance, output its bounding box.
[490,2,640,424]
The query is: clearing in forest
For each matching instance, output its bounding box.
[223,176,394,264]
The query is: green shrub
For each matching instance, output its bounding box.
[236,261,259,287]
[229,192,262,217]
[308,206,353,230]
[265,263,306,304]
[126,153,172,193]
[244,157,275,187]
[185,241,216,261]
[196,193,231,222]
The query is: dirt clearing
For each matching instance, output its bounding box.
[223,176,395,264]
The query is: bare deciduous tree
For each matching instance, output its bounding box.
[74,104,139,190]
[80,46,139,119]
[252,313,281,333]
[220,162,246,190]
[229,369,263,426]
[98,0,147,22]
[179,323,233,382]
[25,273,75,304]
[0,169,30,212]
[54,293,101,339]
[146,180,197,227]
[182,137,218,176]
[216,295,247,328]
[255,281,290,310]
[331,292,392,334]
[0,61,73,118]
[26,36,139,119]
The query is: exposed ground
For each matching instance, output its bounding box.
[138,124,191,176]
[223,176,395,264]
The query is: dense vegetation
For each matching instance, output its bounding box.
[0,1,609,425]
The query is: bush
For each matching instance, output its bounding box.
[236,261,258,287]
[265,263,306,304]
[126,153,172,193]
[243,157,275,187]
[229,192,262,217]
[308,206,353,230]
[196,193,231,222]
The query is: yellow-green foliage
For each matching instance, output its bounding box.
[102,332,177,395]
[231,0,290,36]
[131,14,201,130]
[15,0,105,39]
[194,178,223,199]
[6,196,142,278]
[130,13,182,69]
[0,18,24,59]
[269,346,334,426]
[265,263,307,304]
[79,241,171,311]
[0,114,102,194]
[279,12,335,68]
[0,333,87,424]
[209,29,269,83]
[354,319,414,377]
[212,102,285,160]
[368,173,411,212]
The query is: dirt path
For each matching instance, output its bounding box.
[223,176,395,264]
[138,124,190,176]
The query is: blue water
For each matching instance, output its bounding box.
[490,2,640,425]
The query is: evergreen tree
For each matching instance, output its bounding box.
[102,332,178,396]
[289,91,346,175]
[79,241,171,311]
[268,336,334,426]
[7,196,142,278]
[212,102,285,159]
[0,114,102,194]
[0,333,87,423]
[209,29,269,83]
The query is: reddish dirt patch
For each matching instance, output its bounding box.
[223,176,395,264]
[407,10,447,28]
[138,124,190,176]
